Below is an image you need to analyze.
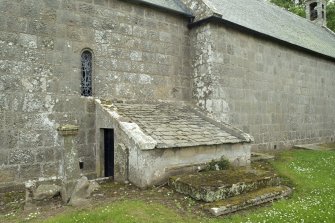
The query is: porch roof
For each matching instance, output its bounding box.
[107,101,252,149]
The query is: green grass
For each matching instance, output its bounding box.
[218,150,335,223]
[42,200,197,223]
[5,150,335,223]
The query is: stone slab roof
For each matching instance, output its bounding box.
[107,101,252,149]
[203,0,335,59]
[123,0,192,16]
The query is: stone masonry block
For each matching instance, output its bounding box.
[0,166,17,183]
[35,147,54,163]
[43,0,61,9]
[42,162,59,177]
[94,0,108,6]
[114,143,129,183]
[20,164,41,181]
[0,150,8,165]
[19,33,37,49]
[0,130,18,149]
[9,149,35,165]
[7,16,28,33]
[18,131,43,148]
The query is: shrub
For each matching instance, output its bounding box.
[206,156,230,171]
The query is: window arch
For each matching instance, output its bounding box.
[81,50,93,96]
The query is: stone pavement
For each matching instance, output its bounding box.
[109,101,248,149]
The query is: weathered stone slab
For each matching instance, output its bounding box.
[207,186,292,216]
[169,168,281,202]
[251,153,275,162]
[294,143,335,151]
[106,102,252,149]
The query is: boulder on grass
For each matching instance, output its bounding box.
[68,176,100,207]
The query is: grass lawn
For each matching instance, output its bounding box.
[2,149,335,223]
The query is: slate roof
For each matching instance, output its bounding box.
[110,102,251,148]
[126,0,335,59]
[200,0,335,59]
[124,0,192,16]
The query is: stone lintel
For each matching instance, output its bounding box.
[57,124,79,136]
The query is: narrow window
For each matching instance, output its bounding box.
[310,3,318,21]
[81,50,93,96]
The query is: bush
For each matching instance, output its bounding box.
[206,156,230,171]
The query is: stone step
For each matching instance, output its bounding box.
[206,186,292,216]
[168,168,281,202]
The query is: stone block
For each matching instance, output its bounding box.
[60,0,76,11]
[0,166,17,183]
[1,1,20,15]
[43,0,61,9]
[5,113,25,130]
[0,76,23,95]
[0,150,8,165]
[94,0,108,6]
[7,16,28,33]
[114,143,129,183]
[42,162,59,178]
[78,3,95,14]
[9,149,34,165]
[20,164,41,181]
[81,114,95,129]
[86,99,96,113]
[169,168,281,202]
[0,130,18,149]
[77,130,87,145]
[41,130,58,147]
[39,37,54,50]
[77,144,94,157]
[208,186,292,216]
[36,148,55,163]
[18,130,43,148]
[81,157,95,173]
[19,33,37,49]
[63,97,87,113]
[53,147,63,161]
[87,129,96,144]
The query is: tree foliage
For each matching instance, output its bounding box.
[327,2,335,31]
[270,0,335,32]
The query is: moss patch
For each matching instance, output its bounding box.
[0,191,25,215]
[170,161,278,189]
[169,161,282,202]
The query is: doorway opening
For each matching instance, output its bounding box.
[104,129,114,177]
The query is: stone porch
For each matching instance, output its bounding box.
[95,99,253,188]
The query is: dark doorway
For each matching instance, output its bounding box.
[104,129,114,177]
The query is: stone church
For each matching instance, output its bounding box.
[1,0,334,189]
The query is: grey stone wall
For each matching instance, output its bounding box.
[191,23,335,150]
[0,0,191,189]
